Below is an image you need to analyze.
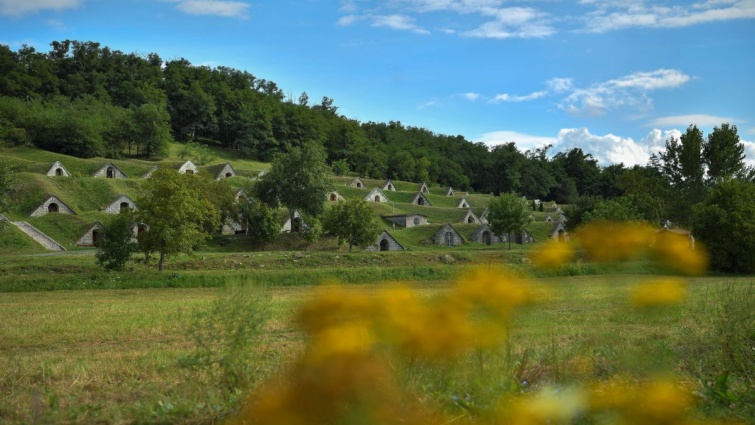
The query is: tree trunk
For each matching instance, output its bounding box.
[158,251,165,271]
[349,240,353,252]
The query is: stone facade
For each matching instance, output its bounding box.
[460,209,480,224]
[502,229,536,244]
[365,230,404,251]
[433,223,464,247]
[46,161,71,177]
[383,214,428,228]
[469,223,502,245]
[29,195,76,217]
[92,163,127,179]
[457,197,470,208]
[281,210,305,233]
[550,217,568,242]
[365,188,389,203]
[213,162,237,180]
[418,182,430,194]
[349,177,366,188]
[76,222,104,247]
[104,195,137,214]
[382,180,396,191]
[178,160,199,175]
[410,191,432,206]
[445,187,454,196]
[326,191,345,202]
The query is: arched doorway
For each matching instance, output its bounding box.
[120,202,130,212]
[48,203,59,213]
[106,167,114,178]
[515,233,523,244]
[417,197,424,206]
[444,231,454,247]
[92,229,100,247]
[292,217,301,232]
[185,170,194,175]
[468,216,474,224]
[330,194,337,201]
[482,231,492,246]
[374,195,380,202]
[225,172,232,178]
[356,182,362,188]
[55,168,63,176]
[558,229,565,242]
[380,239,390,251]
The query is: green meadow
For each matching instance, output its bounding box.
[1,275,753,424]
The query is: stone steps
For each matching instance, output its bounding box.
[10,221,66,251]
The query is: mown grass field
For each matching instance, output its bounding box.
[1,275,753,424]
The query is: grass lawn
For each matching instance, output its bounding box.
[1,275,752,424]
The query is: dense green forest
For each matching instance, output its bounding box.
[1,41,752,237]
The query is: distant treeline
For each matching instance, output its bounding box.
[0,40,747,208]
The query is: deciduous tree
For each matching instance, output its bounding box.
[487,193,532,249]
[252,142,332,233]
[96,211,138,270]
[692,180,755,273]
[322,199,380,252]
[704,123,745,183]
[136,168,233,271]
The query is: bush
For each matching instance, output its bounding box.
[96,212,138,270]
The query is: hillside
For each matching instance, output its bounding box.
[1,144,563,254]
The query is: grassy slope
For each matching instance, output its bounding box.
[2,144,560,252]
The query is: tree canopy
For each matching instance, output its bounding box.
[486,194,532,249]
[136,168,235,271]
[252,142,332,229]
[322,199,381,252]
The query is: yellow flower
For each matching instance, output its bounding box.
[653,231,708,275]
[455,267,534,319]
[588,378,693,425]
[499,387,588,425]
[307,322,375,362]
[576,221,654,262]
[296,284,372,334]
[630,278,687,307]
[530,241,574,269]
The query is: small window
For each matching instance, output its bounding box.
[413,217,420,226]
[444,231,454,247]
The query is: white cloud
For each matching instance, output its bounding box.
[748,127,755,135]
[742,139,755,166]
[477,127,684,166]
[476,130,557,151]
[370,14,430,34]
[175,0,249,19]
[0,0,80,17]
[461,92,480,101]
[559,69,690,116]
[647,114,738,127]
[461,7,555,39]
[337,14,360,26]
[545,77,573,93]
[489,90,547,103]
[580,0,755,33]
[418,99,438,109]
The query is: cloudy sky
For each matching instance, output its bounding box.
[2,0,754,166]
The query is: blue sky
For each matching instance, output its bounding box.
[2,0,754,166]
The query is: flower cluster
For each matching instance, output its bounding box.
[234,268,534,424]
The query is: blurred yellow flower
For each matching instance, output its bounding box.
[631,278,688,307]
[308,322,375,362]
[499,387,588,425]
[530,241,574,269]
[653,231,708,275]
[576,221,654,262]
[456,267,534,319]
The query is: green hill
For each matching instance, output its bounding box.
[1,144,561,253]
